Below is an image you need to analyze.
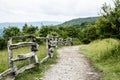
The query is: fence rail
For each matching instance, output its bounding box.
[0,35,73,80]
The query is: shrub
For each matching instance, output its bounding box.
[0,37,7,50]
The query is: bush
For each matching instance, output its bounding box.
[73,38,81,45]
[0,37,7,50]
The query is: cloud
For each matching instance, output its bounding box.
[0,0,113,22]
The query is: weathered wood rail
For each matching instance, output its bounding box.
[0,35,73,80]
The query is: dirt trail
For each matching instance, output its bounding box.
[40,46,101,80]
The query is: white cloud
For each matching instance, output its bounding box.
[0,0,113,22]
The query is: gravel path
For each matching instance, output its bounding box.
[40,46,101,80]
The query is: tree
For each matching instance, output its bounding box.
[27,25,38,34]
[39,25,59,37]
[22,24,38,35]
[81,24,98,43]
[96,0,120,38]
[39,26,50,37]
[22,23,28,34]
[3,26,21,39]
[49,31,59,36]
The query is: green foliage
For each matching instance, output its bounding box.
[61,17,98,26]
[22,24,28,34]
[0,38,7,50]
[72,38,81,45]
[80,38,120,80]
[81,24,99,43]
[63,26,80,38]
[39,26,58,37]
[49,31,59,36]
[3,26,21,39]
[22,24,38,35]
[95,0,120,39]
[79,0,120,43]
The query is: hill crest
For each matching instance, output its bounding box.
[61,16,99,26]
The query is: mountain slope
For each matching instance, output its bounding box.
[61,17,99,26]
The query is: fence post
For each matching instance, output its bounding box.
[56,36,59,46]
[70,38,73,46]
[8,38,13,70]
[29,37,38,64]
[58,38,64,46]
[46,35,51,58]
[6,38,15,80]
[49,36,54,58]
[53,36,58,48]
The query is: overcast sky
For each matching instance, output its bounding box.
[0,0,113,23]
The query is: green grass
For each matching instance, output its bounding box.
[73,38,81,45]
[0,45,57,80]
[80,38,120,80]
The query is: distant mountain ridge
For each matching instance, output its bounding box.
[61,17,99,26]
[0,21,61,29]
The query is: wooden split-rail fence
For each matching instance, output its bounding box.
[0,35,73,80]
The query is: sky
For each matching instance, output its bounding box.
[0,0,113,23]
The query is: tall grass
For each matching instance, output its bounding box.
[0,45,57,80]
[80,38,120,80]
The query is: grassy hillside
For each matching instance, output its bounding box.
[61,17,99,26]
[0,45,57,80]
[80,38,120,80]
